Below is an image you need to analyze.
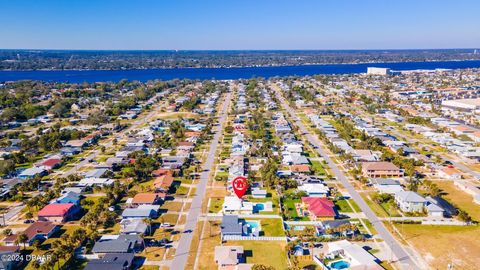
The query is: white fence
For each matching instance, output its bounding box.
[222,235,287,241]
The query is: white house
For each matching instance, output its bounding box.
[298,183,330,197]
[394,191,427,213]
[437,166,462,180]
[326,240,382,270]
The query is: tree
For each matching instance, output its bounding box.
[252,264,275,270]
[0,159,15,176]
[2,228,12,236]
[457,210,472,223]
[143,218,152,236]
[25,211,33,220]
[17,233,28,250]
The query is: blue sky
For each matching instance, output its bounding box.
[1,0,479,50]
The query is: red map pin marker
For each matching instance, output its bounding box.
[232,176,248,199]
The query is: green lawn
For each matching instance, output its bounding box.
[380,201,401,217]
[335,199,353,212]
[348,199,361,212]
[361,193,388,218]
[283,198,309,221]
[310,160,327,175]
[360,218,377,235]
[249,218,285,236]
[209,197,224,213]
[175,185,190,195]
[215,171,228,178]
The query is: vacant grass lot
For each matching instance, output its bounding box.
[395,224,480,269]
[434,180,480,221]
[208,197,224,213]
[197,220,222,270]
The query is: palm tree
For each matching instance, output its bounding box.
[71,228,87,245]
[17,233,28,250]
[143,218,152,236]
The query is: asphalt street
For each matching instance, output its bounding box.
[273,85,421,270]
[171,90,233,270]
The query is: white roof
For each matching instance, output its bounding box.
[298,183,329,195]
[328,240,380,267]
[19,166,47,176]
[78,177,114,186]
[376,185,404,194]
[222,196,253,212]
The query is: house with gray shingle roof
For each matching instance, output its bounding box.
[394,191,427,213]
[91,235,142,255]
[220,215,243,237]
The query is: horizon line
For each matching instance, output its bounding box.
[0,48,479,52]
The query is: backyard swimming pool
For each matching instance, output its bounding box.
[329,260,350,269]
[245,220,261,234]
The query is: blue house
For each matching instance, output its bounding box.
[54,192,81,205]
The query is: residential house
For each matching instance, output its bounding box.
[325,240,382,270]
[251,187,267,198]
[153,173,174,192]
[18,167,47,179]
[0,246,20,270]
[65,139,88,148]
[60,146,81,156]
[290,165,311,174]
[84,168,109,179]
[361,162,404,178]
[77,177,114,187]
[121,205,159,219]
[316,220,358,238]
[394,191,427,213]
[370,178,403,194]
[214,246,252,269]
[38,158,62,170]
[300,197,336,220]
[53,191,81,205]
[291,245,312,260]
[298,183,330,197]
[91,235,142,255]
[119,219,149,235]
[130,193,163,206]
[220,215,243,238]
[85,253,135,270]
[3,222,58,246]
[162,156,187,169]
[438,166,462,180]
[37,203,79,223]
[222,196,253,215]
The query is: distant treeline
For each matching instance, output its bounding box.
[0,49,479,70]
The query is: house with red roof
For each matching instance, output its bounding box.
[3,221,59,246]
[300,197,336,220]
[37,203,80,223]
[152,168,173,177]
[39,158,62,170]
[154,174,174,191]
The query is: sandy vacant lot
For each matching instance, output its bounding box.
[153,111,198,120]
[397,224,480,269]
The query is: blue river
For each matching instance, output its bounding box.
[1,60,480,83]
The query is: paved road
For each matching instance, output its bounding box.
[382,122,480,180]
[3,204,25,225]
[61,91,170,178]
[171,90,233,270]
[272,85,421,270]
